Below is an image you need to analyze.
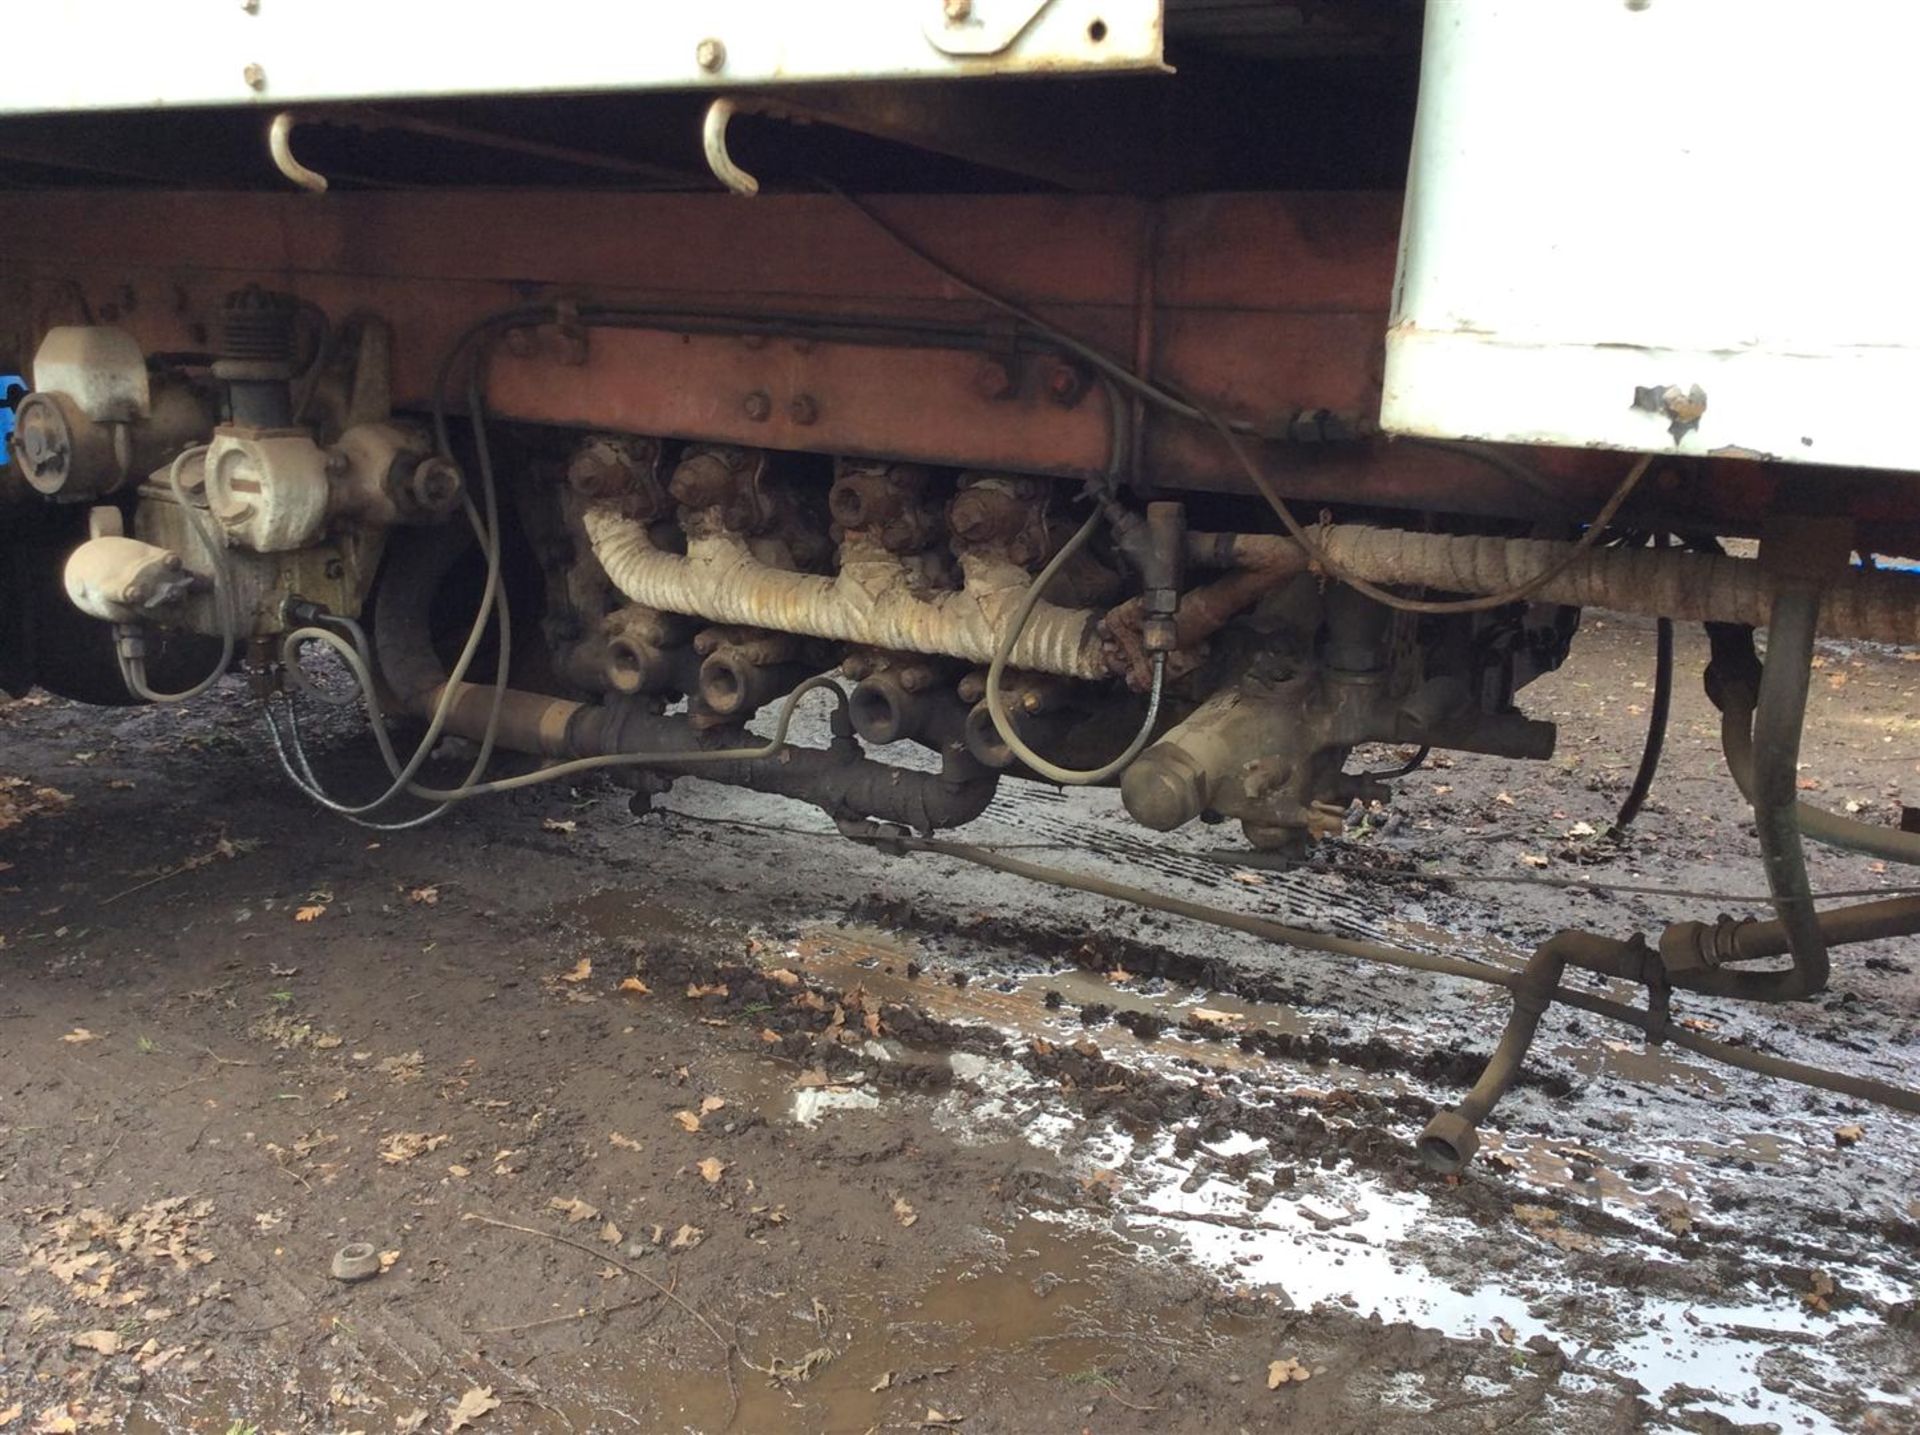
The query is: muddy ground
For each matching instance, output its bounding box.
[1,615,1917,1434]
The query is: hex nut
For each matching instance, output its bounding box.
[330,1241,382,1283]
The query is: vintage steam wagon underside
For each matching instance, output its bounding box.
[3,0,1918,1166]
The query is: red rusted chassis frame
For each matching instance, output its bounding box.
[1,188,1912,538]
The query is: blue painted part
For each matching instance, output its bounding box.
[0,374,24,465]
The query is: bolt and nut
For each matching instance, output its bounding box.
[696,37,727,72]
[242,62,266,91]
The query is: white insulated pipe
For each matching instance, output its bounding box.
[582,506,1109,679]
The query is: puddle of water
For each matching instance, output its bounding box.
[621,1216,1196,1434]
[788,924,1341,1085]
[570,890,730,944]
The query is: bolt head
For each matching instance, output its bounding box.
[243,62,266,90]
[945,0,973,21]
[788,393,819,426]
[695,37,726,72]
[972,358,1018,401]
[742,390,772,422]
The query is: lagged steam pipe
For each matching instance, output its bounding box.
[583,508,1110,680]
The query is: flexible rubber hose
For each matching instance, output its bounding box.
[120,445,235,704]
[982,502,1166,784]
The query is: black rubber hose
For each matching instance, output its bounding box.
[1613,612,1673,831]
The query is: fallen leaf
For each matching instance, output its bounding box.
[395,1411,430,1434]
[608,1132,642,1152]
[548,1196,599,1224]
[1267,1357,1312,1388]
[70,1330,121,1355]
[447,1164,471,1179]
[1189,1008,1244,1029]
[759,1028,781,1044]
[0,1404,20,1427]
[60,1028,98,1044]
[379,1250,402,1271]
[1104,969,1133,985]
[921,1409,964,1428]
[765,968,802,987]
[699,1095,727,1116]
[599,1221,623,1246]
[669,1223,705,1250]
[540,818,577,835]
[1835,1124,1865,1147]
[1518,853,1550,869]
[407,885,440,906]
[892,1196,918,1228]
[617,977,650,995]
[379,1131,451,1164]
[672,1110,701,1133]
[697,1157,727,1185]
[559,958,592,984]
[295,904,327,922]
[447,1385,501,1431]
[686,982,729,999]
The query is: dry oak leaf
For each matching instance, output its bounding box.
[892,1196,919,1228]
[921,1410,964,1428]
[294,904,327,922]
[1267,1357,1312,1388]
[548,1196,600,1224]
[696,1157,727,1185]
[1835,1124,1865,1147]
[608,1132,642,1152]
[540,818,577,835]
[379,1250,402,1272]
[672,1110,702,1133]
[60,1028,98,1044]
[447,1385,501,1431]
[407,885,440,906]
[0,1404,20,1428]
[698,1095,727,1116]
[765,968,802,988]
[669,1223,705,1250]
[617,977,650,995]
[70,1331,121,1355]
[559,958,592,984]
[686,982,729,999]
[599,1221,624,1247]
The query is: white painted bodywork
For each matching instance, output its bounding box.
[1,0,1162,112]
[1382,0,1920,473]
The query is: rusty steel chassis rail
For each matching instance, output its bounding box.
[10,188,1920,544]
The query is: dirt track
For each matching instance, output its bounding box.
[2,616,1917,1433]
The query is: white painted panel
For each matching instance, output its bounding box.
[1382,0,1920,473]
[1,0,1163,113]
